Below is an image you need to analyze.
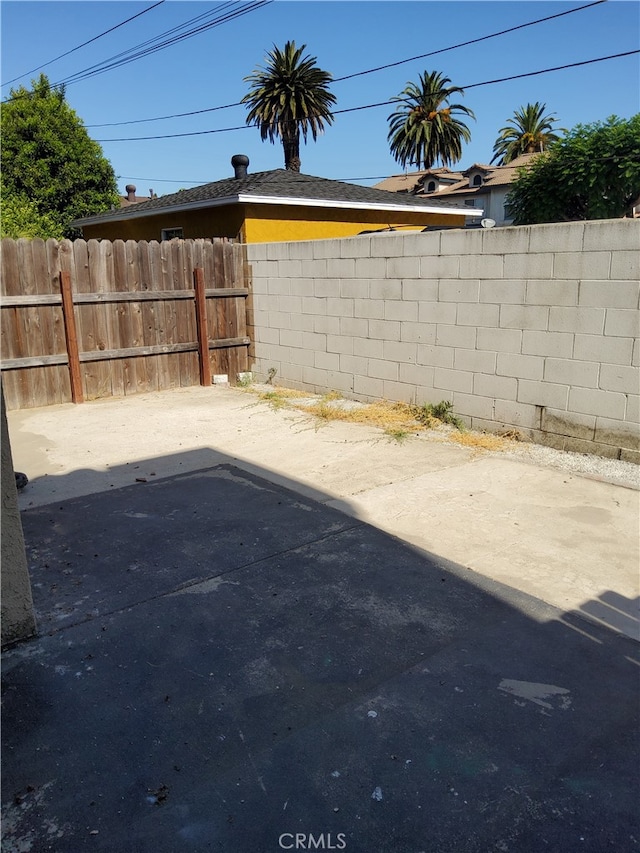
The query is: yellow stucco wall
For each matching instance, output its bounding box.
[80,202,465,243]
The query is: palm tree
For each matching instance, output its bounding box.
[491,102,565,165]
[242,41,336,172]
[387,71,475,170]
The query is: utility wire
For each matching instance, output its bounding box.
[1,1,166,88]
[85,0,606,129]
[50,1,271,89]
[94,50,640,142]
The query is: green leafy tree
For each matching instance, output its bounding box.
[506,115,640,225]
[242,41,336,172]
[0,74,119,238]
[491,102,565,165]
[387,70,475,170]
[0,184,62,239]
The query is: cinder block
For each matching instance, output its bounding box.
[494,399,541,429]
[625,395,640,425]
[436,324,476,349]
[340,235,372,258]
[269,311,292,330]
[528,222,585,253]
[496,352,544,380]
[452,392,494,420]
[549,306,605,334]
[370,233,405,257]
[474,373,517,401]
[579,280,640,309]
[544,357,599,388]
[522,330,573,358]
[301,296,327,316]
[387,256,420,279]
[355,298,385,319]
[353,374,385,397]
[340,279,369,299]
[599,364,639,393]
[383,340,417,364]
[382,380,416,404]
[312,239,343,259]
[402,279,439,301]
[500,305,549,330]
[279,329,303,348]
[541,408,596,440]
[568,387,626,419]
[370,279,402,300]
[633,339,639,367]
[438,279,480,303]
[518,379,569,410]
[302,331,327,352]
[610,251,640,281]
[256,326,279,345]
[583,219,640,251]
[401,230,441,257]
[554,252,612,281]
[247,243,268,262]
[562,437,621,458]
[279,259,303,278]
[327,298,354,317]
[457,303,500,327]
[302,365,329,388]
[314,279,341,298]
[287,241,315,260]
[419,255,459,279]
[355,257,385,278]
[340,317,368,337]
[354,337,384,359]
[418,301,457,324]
[526,279,578,306]
[459,254,504,279]
[604,308,640,338]
[368,319,401,341]
[368,358,399,381]
[279,363,303,383]
[290,278,315,297]
[595,416,640,448]
[278,295,302,314]
[314,351,340,371]
[385,300,419,322]
[483,226,530,254]
[574,334,634,365]
[399,362,434,387]
[454,348,497,374]
[504,253,554,280]
[433,367,474,393]
[299,314,315,332]
[266,242,290,260]
[479,279,526,304]
[339,354,369,375]
[401,322,437,344]
[313,315,340,335]
[620,448,640,463]
[417,344,455,368]
[327,258,356,279]
[439,229,483,255]
[477,327,522,353]
[327,335,353,355]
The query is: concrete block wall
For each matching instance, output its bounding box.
[246,220,640,460]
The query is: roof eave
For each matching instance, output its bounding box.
[72,193,482,228]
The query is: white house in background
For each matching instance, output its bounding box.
[375,153,539,227]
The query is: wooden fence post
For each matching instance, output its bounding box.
[59,271,84,403]
[193,267,211,387]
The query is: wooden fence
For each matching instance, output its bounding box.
[0,237,251,410]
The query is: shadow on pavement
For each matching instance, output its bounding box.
[2,451,639,853]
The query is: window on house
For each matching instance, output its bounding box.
[472,174,483,187]
[161,227,184,241]
[426,180,437,192]
[464,199,477,206]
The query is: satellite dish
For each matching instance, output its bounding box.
[481,218,496,229]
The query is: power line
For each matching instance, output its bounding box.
[84,0,606,129]
[1,2,166,88]
[50,1,271,89]
[94,50,640,142]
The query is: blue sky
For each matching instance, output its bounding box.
[1,0,638,197]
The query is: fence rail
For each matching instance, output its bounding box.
[0,237,251,409]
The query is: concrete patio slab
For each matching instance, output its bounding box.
[2,463,639,852]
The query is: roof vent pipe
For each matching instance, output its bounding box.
[125,184,137,201]
[231,154,249,179]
